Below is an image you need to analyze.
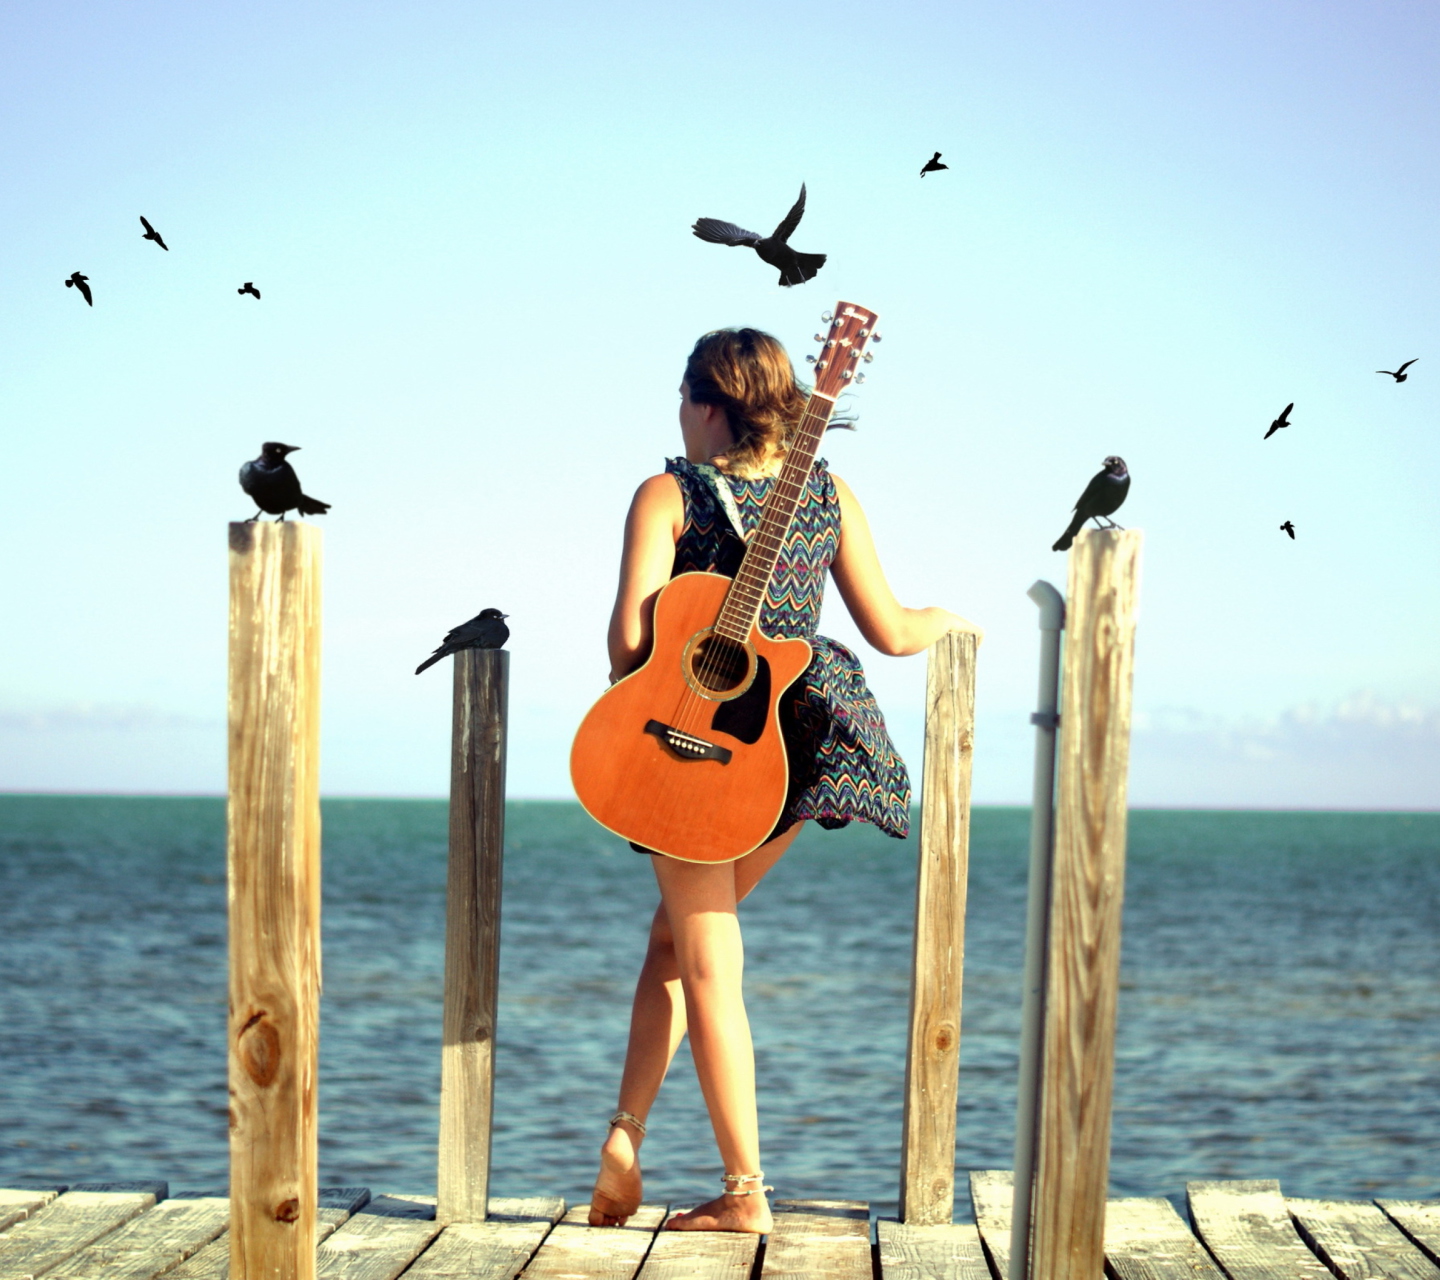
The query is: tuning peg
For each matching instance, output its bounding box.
[841,369,853,380]
[855,373,866,384]
[814,334,827,342]
[805,353,817,364]
[821,310,833,322]
[862,352,874,363]
[871,333,882,343]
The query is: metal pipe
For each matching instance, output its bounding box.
[1009,580,1065,1280]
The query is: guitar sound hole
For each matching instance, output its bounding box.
[688,634,750,694]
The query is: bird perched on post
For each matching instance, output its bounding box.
[1264,403,1294,439]
[1052,456,1130,552]
[1377,359,1417,383]
[64,272,92,306]
[139,216,168,250]
[1280,521,1296,539]
[919,151,948,177]
[238,282,261,299]
[691,184,827,287]
[415,609,510,673]
[239,442,330,520]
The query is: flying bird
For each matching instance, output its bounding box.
[1377,359,1417,382]
[238,282,261,299]
[919,151,948,177]
[691,184,827,287]
[1264,403,1294,440]
[1280,521,1296,539]
[64,272,92,306]
[239,442,330,520]
[1052,456,1130,552]
[415,608,511,674]
[139,216,168,251]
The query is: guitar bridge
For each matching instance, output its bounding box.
[644,719,732,764]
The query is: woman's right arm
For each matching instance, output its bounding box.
[606,474,685,681]
[828,472,983,656]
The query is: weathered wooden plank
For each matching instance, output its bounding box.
[0,1190,162,1280]
[1104,1197,1226,1280]
[1290,1199,1440,1280]
[1030,529,1142,1280]
[1379,1204,1440,1268]
[0,1194,64,1236]
[164,1190,372,1280]
[403,1197,563,1280]
[228,517,323,1280]
[313,1195,444,1280]
[1186,1180,1329,1280]
[760,1200,870,1280]
[634,1228,757,1280]
[900,630,978,1226]
[48,1198,229,1280]
[438,648,510,1224]
[967,1170,1014,1279]
[876,1219,991,1280]
[518,1204,666,1280]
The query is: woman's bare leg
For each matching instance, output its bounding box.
[588,824,801,1227]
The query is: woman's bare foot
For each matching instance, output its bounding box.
[588,1126,643,1226]
[665,1192,772,1234]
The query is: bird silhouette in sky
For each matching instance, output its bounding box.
[1377,359,1417,382]
[919,151,948,177]
[1264,403,1294,439]
[1280,520,1296,539]
[415,608,510,674]
[64,272,92,306]
[238,282,261,299]
[1052,456,1130,551]
[239,442,330,520]
[139,216,168,251]
[691,184,826,287]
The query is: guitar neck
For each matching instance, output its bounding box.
[713,389,838,643]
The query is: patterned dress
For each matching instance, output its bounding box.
[663,456,911,840]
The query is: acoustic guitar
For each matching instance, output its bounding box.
[570,302,881,863]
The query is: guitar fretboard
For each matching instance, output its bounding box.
[713,392,837,644]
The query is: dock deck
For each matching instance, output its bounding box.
[2,1176,1435,1280]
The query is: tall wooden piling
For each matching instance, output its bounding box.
[226,521,322,1280]
[899,628,978,1225]
[436,648,510,1224]
[1027,528,1142,1280]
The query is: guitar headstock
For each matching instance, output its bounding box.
[804,301,880,398]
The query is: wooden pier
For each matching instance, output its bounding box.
[2,1178,1437,1280]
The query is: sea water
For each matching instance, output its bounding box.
[1,797,1436,1216]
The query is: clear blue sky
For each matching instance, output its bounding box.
[2,0,1437,806]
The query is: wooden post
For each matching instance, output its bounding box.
[436,648,510,1224]
[899,629,978,1225]
[226,521,322,1280]
[1028,528,1142,1280]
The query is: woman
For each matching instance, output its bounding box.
[588,327,980,1233]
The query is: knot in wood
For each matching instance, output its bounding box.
[238,1013,281,1087]
[274,1199,300,1223]
[933,1023,956,1054]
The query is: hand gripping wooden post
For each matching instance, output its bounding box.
[1027,528,1142,1280]
[437,647,509,1224]
[226,521,322,1280]
[899,628,978,1224]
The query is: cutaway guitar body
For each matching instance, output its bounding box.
[570,572,813,863]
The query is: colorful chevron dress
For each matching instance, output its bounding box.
[664,455,911,840]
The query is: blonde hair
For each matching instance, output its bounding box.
[684,328,810,478]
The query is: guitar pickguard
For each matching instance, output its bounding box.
[711,654,771,745]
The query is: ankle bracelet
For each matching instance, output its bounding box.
[721,1171,772,1196]
[609,1110,647,1135]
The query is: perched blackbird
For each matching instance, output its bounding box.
[65,272,92,305]
[1377,359,1417,382]
[1052,456,1130,551]
[238,282,261,299]
[919,151,948,177]
[692,184,826,287]
[1264,403,1294,439]
[239,442,330,520]
[140,216,168,250]
[415,609,510,673]
[1280,520,1296,539]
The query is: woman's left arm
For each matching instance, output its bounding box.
[828,472,983,657]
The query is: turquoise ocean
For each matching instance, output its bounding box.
[1,797,1436,1216]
